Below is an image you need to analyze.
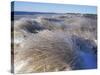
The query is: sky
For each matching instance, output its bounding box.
[12,1,97,14]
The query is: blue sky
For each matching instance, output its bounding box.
[12,1,97,14]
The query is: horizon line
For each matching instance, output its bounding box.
[12,11,97,15]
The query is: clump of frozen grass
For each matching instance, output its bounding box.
[14,30,79,73]
[14,18,45,33]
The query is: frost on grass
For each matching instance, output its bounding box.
[12,14,97,73]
